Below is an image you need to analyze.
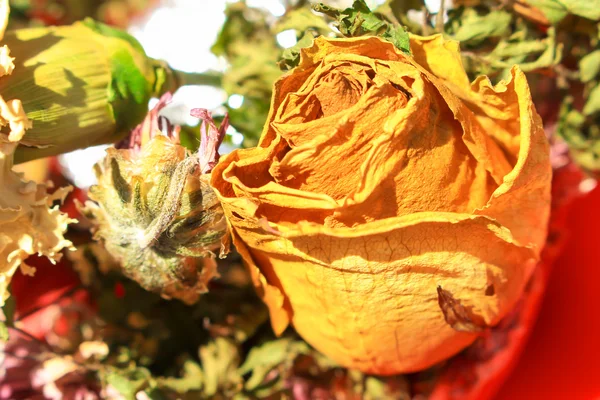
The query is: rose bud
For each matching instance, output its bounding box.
[211,35,551,374]
[0,0,73,309]
[0,18,220,163]
[81,94,228,304]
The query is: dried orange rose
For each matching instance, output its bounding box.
[211,35,551,374]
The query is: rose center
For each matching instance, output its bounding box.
[311,68,368,117]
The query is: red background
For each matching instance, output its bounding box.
[497,185,600,399]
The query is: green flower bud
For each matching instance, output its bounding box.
[0,19,220,163]
[81,94,228,304]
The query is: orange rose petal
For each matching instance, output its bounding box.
[410,34,472,90]
[217,191,538,373]
[474,68,551,253]
[411,35,516,185]
[212,35,551,375]
[411,34,550,251]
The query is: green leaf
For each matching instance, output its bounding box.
[490,40,548,58]
[159,359,204,393]
[341,0,387,34]
[313,0,410,53]
[212,3,272,57]
[273,7,332,35]
[375,0,425,33]
[526,0,568,24]
[0,321,8,342]
[211,2,283,142]
[580,50,600,82]
[2,295,15,328]
[199,337,242,397]
[486,27,563,73]
[449,9,512,46]
[557,97,600,174]
[583,84,600,116]
[527,0,600,24]
[105,367,152,400]
[279,32,315,70]
[238,337,310,391]
[515,41,563,71]
[142,388,170,400]
[0,296,16,341]
[312,3,341,20]
[552,0,600,21]
[382,25,410,52]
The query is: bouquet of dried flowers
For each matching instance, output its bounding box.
[1,0,598,398]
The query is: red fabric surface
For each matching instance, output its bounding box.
[496,185,600,399]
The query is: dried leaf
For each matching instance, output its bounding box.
[556,97,600,173]
[485,27,563,74]
[579,50,600,82]
[273,7,332,35]
[583,84,600,116]
[158,360,204,394]
[526,0,600,24]
[511,0,552,25]
[1,295,14,327]
[313,0,410,53]
[199,337,242,397]
[279,32,315,70]
[211,2,283,145]
[375,0,425,33]
[447,8,512,46]
[364,375,411,400]
[239,337,310,391]
[437,286,488,332]
[105,367,152,400]
[0,294,14,340]
[0,321,7,341]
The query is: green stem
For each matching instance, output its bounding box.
[174,70,223,88]
[154,58,223,94]
[436,0,446,33]
[151,58,223,96]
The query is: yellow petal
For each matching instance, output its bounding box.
[0,143,75,306]
[410,34,472,90]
